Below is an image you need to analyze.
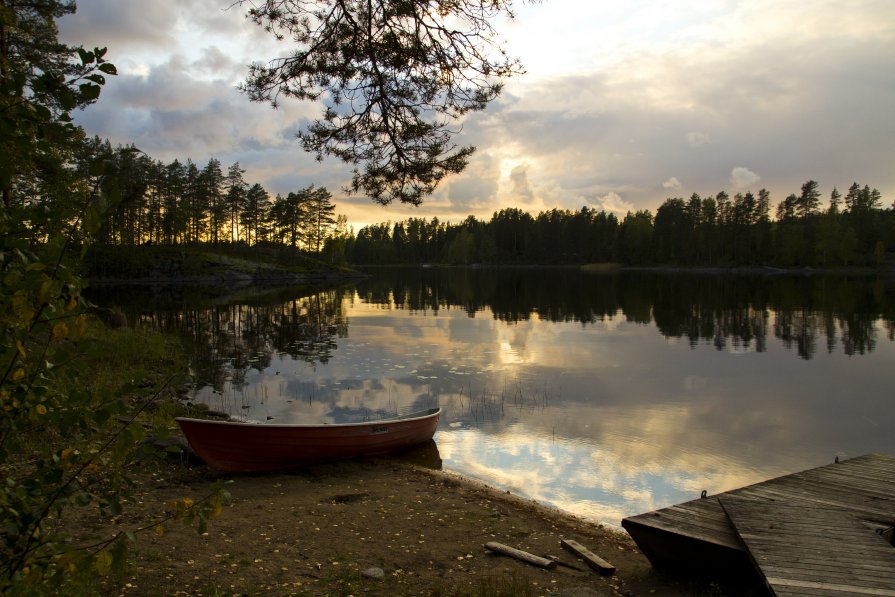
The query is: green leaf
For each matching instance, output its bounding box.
[78,84,101,101]
[111,537,128,578]
[98,63,118,75]
[77,48,95,66]
[38,278,54,302]
[57,88,77,111]
[94,550,112,576]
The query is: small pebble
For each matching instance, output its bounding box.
[362,567,385,579]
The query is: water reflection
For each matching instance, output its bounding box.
[90,270,895,525]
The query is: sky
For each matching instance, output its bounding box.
[58,0,895,231]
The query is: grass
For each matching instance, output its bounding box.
[431,572,537,597]
[6,318,188,466]
[79,320,184,389]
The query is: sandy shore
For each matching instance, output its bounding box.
[73,455,762,596]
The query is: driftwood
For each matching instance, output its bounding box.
[484,542,557,569]
[560,538,616,575]
[544,554,584,571]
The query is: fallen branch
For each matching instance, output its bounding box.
[560,538,616,575]
[484,541,556,569]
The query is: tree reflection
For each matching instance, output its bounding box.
[90,271,893,391]
[92,285,351,391]
[355,269,892,359]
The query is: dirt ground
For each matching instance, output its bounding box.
[78,449,765,597]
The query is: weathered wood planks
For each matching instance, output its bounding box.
[484,542,557,569]
[622,453,895,588]
[560,538,616,575]
[721,497,895,596]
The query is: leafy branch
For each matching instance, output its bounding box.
[240,0,523,205]
[3,373,181,579]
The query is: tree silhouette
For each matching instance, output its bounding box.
[239,0,522,205]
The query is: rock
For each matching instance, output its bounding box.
[361,567,384,579]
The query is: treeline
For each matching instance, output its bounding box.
[78,138,347,253]
[341,181,893,267]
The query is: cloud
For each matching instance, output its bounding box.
[686,132,711,148]
[663,177,683,191]
[729,167,760,190]
[193,46,242,79]
[594,192,635,216]
[58,0,895,228]
[445,153,501,211]
[509,164,535,203]
[73,51,321,155]
[58,0,179,51]
[489,1,895,211]
[59,0,281,83]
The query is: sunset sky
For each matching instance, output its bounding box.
[59,0,895,231]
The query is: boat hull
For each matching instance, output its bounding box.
[176,408,441,473]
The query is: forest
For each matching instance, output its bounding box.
[71,139,344,253]
[342,182,894,268]
[74,140,893,270]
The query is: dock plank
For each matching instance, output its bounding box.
[636,499,744,549]
[621,453,895,585]
[721,497,895,597]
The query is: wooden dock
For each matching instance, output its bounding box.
[621,454,895,595]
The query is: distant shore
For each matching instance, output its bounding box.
[360,261,894,276]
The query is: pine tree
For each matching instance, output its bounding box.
[162,159,188,243]
[200,158,226,243]
[828,187,841,214]
[241,183,270,245]
[305,186,336,253]
[240,0,522,205]
[225,162,247,242]
[797,180,821,218]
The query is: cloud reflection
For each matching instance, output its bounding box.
[188,292,894,526]
[149,272,895,526]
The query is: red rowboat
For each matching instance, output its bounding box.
[176,407,441,473]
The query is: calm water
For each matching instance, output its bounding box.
[95,268,895,526]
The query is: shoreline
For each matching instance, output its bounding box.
[72,455,763,596]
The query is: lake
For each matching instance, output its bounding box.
[94,268,895,527]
